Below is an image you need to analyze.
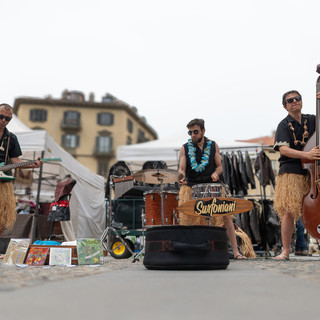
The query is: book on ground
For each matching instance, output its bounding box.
[49,247,72,266]
[76,238,103,265]
[25,247,49,266]
[2,238,30,265]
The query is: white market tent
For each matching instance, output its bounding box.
[117,130,262,170]
[7,115,106,240]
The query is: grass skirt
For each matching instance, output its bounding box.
[234,224,256,258]
[274,173,310,221]
[178,185,224,226]
[0,182,16,235]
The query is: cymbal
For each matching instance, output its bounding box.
[132,169,183,184]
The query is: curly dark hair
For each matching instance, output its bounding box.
[186,118,205,130]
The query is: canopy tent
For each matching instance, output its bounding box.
[7,114,32,133]
[7,116,106,239]
[117,130,262,171]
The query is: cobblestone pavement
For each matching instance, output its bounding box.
[1,254,320,291]
[245,255,320,283]
[0,256,141,291]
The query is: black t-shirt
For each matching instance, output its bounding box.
[274,113,315,174]
[184,137,217,187]
[0,128,23,176]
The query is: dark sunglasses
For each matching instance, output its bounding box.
[188,129,200,136]
[286,96,301,104]
[0,114,12,122]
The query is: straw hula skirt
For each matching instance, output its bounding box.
[274,173,310,221]
[0,182,16,234]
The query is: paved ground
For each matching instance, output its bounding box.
[0,254,320,320]
[1,253,320,290]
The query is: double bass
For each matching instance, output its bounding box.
[302,64,320,239]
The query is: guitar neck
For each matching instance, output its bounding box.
[0,160,37,172]
[0,157,61,172]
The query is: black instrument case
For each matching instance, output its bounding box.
[143,225,229,270]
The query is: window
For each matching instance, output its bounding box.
[137,129,146,143]
[98,160,109,177]
[30,109,47,122]
[127,118,133,133]
[62,134,80,148]
[97,113,114,126]
[96,136,113,153]
[63,111,80,126]
[127,136,132,145]
[102,93,116,103]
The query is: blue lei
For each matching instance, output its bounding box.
[187,139,212,172]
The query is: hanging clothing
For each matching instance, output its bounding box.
[237,150,248,195]
[244,151,256,189]
[231,152,242,195]
[249,200,261,243]
[226,153,235,195]
[254,151,275,187]
[221,153,231,189]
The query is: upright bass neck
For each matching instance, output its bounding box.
[316,73,320,147]
[303,74,320,159]
[301,65,320,240]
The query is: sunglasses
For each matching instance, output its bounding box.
[188,129,200,136]
[0,114,12,122]
[286,96,301,104]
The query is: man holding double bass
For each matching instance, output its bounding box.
[273,91,320,261]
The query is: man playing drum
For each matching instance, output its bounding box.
[178,118,247,260]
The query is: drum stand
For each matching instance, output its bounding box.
[132,218,145,263]
[160,179,165,225]
[100,175,139,261]
[159,178,179,226]
[133,178,167,263]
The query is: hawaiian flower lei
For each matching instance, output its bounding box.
[187,139,212,172]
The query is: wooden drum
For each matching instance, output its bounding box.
[144,190,179,226]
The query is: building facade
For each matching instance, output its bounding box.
[13,90,158,177]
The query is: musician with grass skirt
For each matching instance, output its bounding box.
[178,118,248,259]
[273,91,320,261]
[0,103,43,234]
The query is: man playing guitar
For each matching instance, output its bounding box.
[0,103,43,234]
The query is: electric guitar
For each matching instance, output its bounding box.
[0,158,62,181]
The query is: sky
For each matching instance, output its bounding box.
[1,0,320,143]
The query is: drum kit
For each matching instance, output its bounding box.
[101,167,253,261]
[101,168,183,261]
[133,169,183,227]
[134,169,232,227]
